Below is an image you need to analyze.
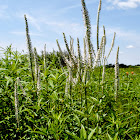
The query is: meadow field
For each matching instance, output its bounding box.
[0,46,139,140]
[0,0,140,139]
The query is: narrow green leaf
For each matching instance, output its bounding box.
[88,127,96,140]
[66,130,81,140]
[114,132,118,140]
[74,110,85,116]
[80,124,87,139]
[31,131,48,136]
[107,133,113,140]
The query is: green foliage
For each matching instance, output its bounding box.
[0,46,139,139]
[0,0,140,139]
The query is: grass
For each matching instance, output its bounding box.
[0,0,140,139]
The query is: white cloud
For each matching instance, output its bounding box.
[106,6,115,10]
[10,31,42,36]
[48,22,84,38]
[126,45,135,48]
[0,5,9,19]
[119,51,124,54]
[105,26,140,43]
[16,13,43,31]
[118,1,138,9]
[17,13,84,38]
[25,14,41,31]
[107,0,140,9]
[61,0,98,10]
[56,0,98,15]
[61,4,81,11]
[32,17,85,38]
[15,13,41,31]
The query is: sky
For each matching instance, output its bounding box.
[0,0,140,65]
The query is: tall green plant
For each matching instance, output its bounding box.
[24,15,35,84]
[81,0,93,68]
[114,46,119,100]
[97,0,102,50]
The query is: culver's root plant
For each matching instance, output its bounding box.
[14,80,19,128]
[24,15,35,84]
[81,0,94,68]
[57,0,117,79]
[115,46,119,100]
[43,44,47,73]
[1,0,139,139]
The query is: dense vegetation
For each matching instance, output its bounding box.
[0,46,139,139]
[0,0,140,139]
